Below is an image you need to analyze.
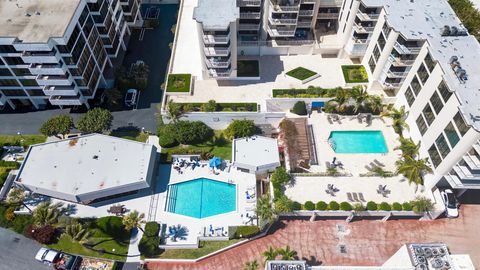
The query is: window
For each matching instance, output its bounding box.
[453,112,469,136]
[373,45,381,61]
[26,89,45,96]
[424,53,436,72]
[416,115,428,135]
[382,23,391,37]
[410,76,421,95]
[12,68,32,76]
[3,57,25,65]
[435,133,450,159]
[437,80,452,103]
[0,79,19,86]
[1,89,26,96]
[0,45,16,53]
[405,87,415,106]
[422,104,435,125]
[417,64,429,85]
[378,33,386,50]
[430,91,443,115]
[20,79,38,87]
[444,122,460,148]
[428,144,442,168]
[0,69,12,76]
[368,56,376,73]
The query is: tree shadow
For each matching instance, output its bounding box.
[302,256,322,266]
[110,126,142,138]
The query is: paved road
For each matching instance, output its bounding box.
[0,227,51,270]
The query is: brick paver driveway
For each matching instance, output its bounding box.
[147,205,480,270]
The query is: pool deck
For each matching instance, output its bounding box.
[156,163,257,247]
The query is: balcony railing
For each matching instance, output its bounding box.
[386,70,408,78]
[316,12,339,19]
[268,28,296,37]
[301,0,316,3]
[237,0,261,6]
[393,42,422,54]
[203,35,229,44]
[353,23,375,33]
[239,24,261,31]
[297,21,312,27]
[319,0,342,6]
[49,95,84,106]
[388,56,416,67]
[270,1,300,12]
[356,10,380,21]
[204,47,230,57]
[352,37,370,44]
[206,59,231,68]
[208,69,232,78]
[269,17,297,25]
[298,9,314,16]
[240,12,261,19]
[382,82,402,89]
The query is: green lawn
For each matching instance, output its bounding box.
[0,135,46,148]
[161,130,232,163]
[286,67,317,81]
[237,60,260,77]
[158,239,243,259]
[166,74,192,92]
[341,65,369,83]
[110,130,149,142]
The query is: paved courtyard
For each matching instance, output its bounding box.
[146,204,480,270]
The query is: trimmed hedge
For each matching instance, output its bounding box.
[144,222,160,238]
[272,87,344,98]
[379,202,391,211]
[328,201,339,210]
[291,101,307,115]
[179,102,258,112]
[340,202,353,211]
[341,65,368,83]
[286,67,317,81]
[402,202,413,211]
[292,201,302,211]
[316,201,327,211]
[233,226,260,238]
[392,202,402,211]
[303,201,315,211]
[366,201,378,211]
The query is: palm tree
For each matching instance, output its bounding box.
[277,246,297,260]
[131,62,150,90]
[6,187,26,205]
[255,194,277,223]
[274,195,293,213]
[396,156,433,187]
[63,222,92,244]
[381,105,409,136]
[244,260,259,270]
[122,210,146,232]
[350,86,369,113]
[262,246,278,263]
[332,88,350,113]
[32,201,63,227]
[394,137,420,158]
[105,87,123,108]
[166,99,182,123]
[411,196,435,213]
[367,95,384,114]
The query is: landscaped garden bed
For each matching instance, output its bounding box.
[166,74,192,93]
[341,65,369,83]
[177,102,258,112]
[272,87,343,98]
[237,60,260,77]
[286,67,318,82]
[157,239,243,259]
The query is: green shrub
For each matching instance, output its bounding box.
[379,202,391,211]
[291,101,307,115]
[366,201,378,211]
[316,201,327,211]
[224,119,256,139]
[402,202,413,211]
[286,67,317,80]
[292,201,302,211]
[138,236,161,258]
[328,201,339,210]
[175,121,213,145]
[201,100,217,112]
[270,167,291,186]
[94,216,127,238]
[340,202,353,211]
[352,203,365,212]
[144,222,160,238]
[158,123,179,147]
[303,201,315,211]
[233,226,260,238]
[0,160,20,168]
[392,202,402,211]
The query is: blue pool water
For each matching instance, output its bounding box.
[329,131,388,153]
[166,178,236,218]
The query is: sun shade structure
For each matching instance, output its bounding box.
[232,136,280,174]
[15,134,157,204]
[209,156,222,168]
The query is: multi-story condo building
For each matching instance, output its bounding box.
[337,0,480,195]
[0,0,141,110]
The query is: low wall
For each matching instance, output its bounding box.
[266,98,334,112]
[280,210,425,220]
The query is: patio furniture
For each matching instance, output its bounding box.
[347,192,354,202]
[107,205,126,216]
[358,193,366,202]
[373,159,385,167]
[352,193,360,202]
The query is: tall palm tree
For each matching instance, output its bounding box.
[411,196,434,213]
[367,95,384,114]
[122,210,146,232]
[394,137,420,158]
[166,99,183,123]
[381,105,409,136]
[244,260,259,270]
[63,222,92,244]
[350,86,370,113]
[255,194,277,223]
[396,156,433,187]
[277,246,297,260]
[32,201,63,227]
[262,246,278,263]
[332,88,350,113]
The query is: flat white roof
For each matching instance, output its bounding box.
[0,0,80,43]
[193,0,238,30]
[16,134,155,197]
[233,136,280,169]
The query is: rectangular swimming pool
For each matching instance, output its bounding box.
[328,130,388,153]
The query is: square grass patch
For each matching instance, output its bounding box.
[341,65,369,83]
[166,74,191,92]
[286,67,317,81]
[237,60,259,77]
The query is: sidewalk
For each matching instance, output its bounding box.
[126,227,143,263]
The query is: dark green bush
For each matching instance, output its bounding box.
[340,202,353,211]
[316,201,327,211]
[175,121,213,145]
[157,124,179,148]
[328,201,339,210]
[0,160,19,168]
[292,201,302,211]
[402,202,413,211]
[144,222,160,238]
[224,119,256,139]
[303,201,315,210]
[392,202,402,211]
[138,236,161,257]
[291,101,307,115]
[94,216,127,238]
[366,201,378,211]
[379,202,391,211]
[233,226,260,238]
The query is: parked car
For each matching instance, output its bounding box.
[35,248,59,265]
[124,88,138,107]
[441,189,459,218]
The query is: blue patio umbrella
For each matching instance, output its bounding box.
[209,156,222,168]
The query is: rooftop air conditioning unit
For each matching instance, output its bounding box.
[441,25,450,36]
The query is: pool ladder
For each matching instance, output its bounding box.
[165,185,178,213]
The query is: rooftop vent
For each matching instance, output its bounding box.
[441,25,468,36]
[93,155,99,160]
[339,245,347,254]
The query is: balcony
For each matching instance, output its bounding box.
[393,42,422,55]
[43,85,79,96]
[386,70,408,78]
[269,17,297,25]
[352,37,370,44]
[319,0,342,6]
[388,56,416,67]
[297,21,312,28]
[298,9,314,16]
[301,0,316,3]
[0,93,6,106]
[267,28,296,37]
[239,24,261,31]
[204,47,230,57]
[382,82,402,89]
[208,69,232,78]
[346,43,367,56]
[49,95,84,106]
[21,50,61,64]
[28,63,66,75]
[353,23,375,33]
[203,34,230,44]
[356,10,380,21]
[206,58,231,68]
[270,1,300,12]
[240,12,261,19]
[36,75,72,86]
[237,0,261,6]
[316,12,339,19]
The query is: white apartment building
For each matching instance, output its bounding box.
[0,0,141,110]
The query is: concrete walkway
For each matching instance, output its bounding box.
[146,205,480,270]
[126,227,143,263]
